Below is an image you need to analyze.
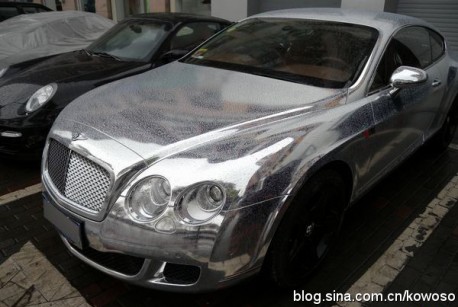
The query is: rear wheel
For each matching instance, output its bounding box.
[429,102,458,152]
[264,169,348,288]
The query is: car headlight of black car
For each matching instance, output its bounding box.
[25,83,57,112]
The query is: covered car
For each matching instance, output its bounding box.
[42,8,458,291]
[0,13,230,157]
[0,10,114,77]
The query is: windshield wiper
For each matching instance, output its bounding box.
[82,48,93,56]
[91,51,122,61]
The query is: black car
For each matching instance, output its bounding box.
[0,13,230,158]
[0,2,52,21]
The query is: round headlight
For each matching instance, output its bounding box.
[127,176,171,222]
[25,83,57,112]
[176,182,226,224]
[197,185,224,211]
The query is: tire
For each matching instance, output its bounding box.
[429,102,458,152]
[264,169,348,288]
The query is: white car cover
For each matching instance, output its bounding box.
[0,11,114,68]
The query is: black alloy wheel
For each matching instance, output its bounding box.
[264,169,348,288]
[430,102,458,152]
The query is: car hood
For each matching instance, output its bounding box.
[3,51,148,87]
[0,51,149,108]
[56,61,347,160]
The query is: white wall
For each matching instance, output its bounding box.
[212,0,248,21]
[256,0,341,14]
[43,0,57,10]
[341,0,385,11]
[111,0,125,21]
[210,0,387,20]
[187,0,211,15]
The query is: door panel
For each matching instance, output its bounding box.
[364,26,442,185]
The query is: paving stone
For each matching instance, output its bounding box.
[0,258,20,288]
[11,242,81,301]
[0,280,48,306]
[27,297,91,307]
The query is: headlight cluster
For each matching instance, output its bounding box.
[25,83,57,112]
[127,176,226,224]
[127,176,171,222]
[176,183,225,224]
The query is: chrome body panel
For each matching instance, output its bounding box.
[42,8,458,292]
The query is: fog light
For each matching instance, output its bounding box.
[1,131,22,138]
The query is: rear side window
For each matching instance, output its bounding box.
[393,26,431,69]
[429,30,445,62]
[369,26,446,93]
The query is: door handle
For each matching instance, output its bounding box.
[432,79,442,87]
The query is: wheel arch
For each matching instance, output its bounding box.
[259,158,354,283]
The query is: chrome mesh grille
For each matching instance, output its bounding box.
[47,139,111,213]
[47,140,70,194]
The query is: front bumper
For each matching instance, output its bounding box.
[0,125,50,158]
[43,178,284,292]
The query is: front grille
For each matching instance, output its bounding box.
[47,140,70,194]
[70,243,145,276]
[47,139,111,213]
[163,263,201,284]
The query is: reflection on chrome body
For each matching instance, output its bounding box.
[42,8,458,292]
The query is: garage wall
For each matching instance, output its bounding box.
[249,0,341,15]
[342,0,384,11]
[212,0,248,21]
[395,0,458,54]
[176,0,211,16]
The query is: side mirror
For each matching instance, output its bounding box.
[390,66,427,89]
[159,49,189,64]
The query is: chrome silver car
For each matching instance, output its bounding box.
[42,8,458,292]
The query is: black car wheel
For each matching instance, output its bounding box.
[430,101,458,152]
[264,169,348,288]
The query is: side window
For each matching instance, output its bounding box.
[369,41,403,92]
[170,22,220,51]
[22,7,39,13]
[393,27,431,69]
[369,26,436,93]
[429,30,445,62]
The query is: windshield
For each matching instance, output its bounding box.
[88,20,170,61]
[184,18,378,88]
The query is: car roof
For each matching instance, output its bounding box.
[125,12,230,25]
[247,8,435,33]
